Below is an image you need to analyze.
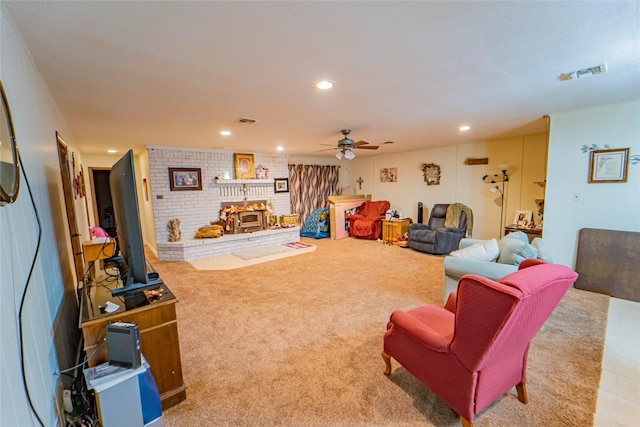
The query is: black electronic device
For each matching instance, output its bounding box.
[417,202,424,224]
[106,322,141,368]
[109,150,163,296]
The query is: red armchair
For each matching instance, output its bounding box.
[382,259,578,426]
[348,200,390,240]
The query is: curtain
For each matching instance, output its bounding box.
[288,164,340,225]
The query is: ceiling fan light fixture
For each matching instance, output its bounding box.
[335,152,343,160]
[344,149,355,160]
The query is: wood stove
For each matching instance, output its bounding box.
[220,200,268,234]
[235,210,264,233]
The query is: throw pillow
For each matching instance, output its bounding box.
[450,239,499,262]
[531,237,553,262]
[503,231,529,244]
[498,235,538,266]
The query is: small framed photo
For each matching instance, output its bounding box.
[513,210,533,228]
[589,148,629,183]
[169,168,202,191]
[274,178,289,193]
[234,153,256,179]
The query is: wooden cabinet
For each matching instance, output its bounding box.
[80,282,186,409]
[504,224,542,243]
[327,195,371,240]
[82,240,117,263]
[382,219,410,245]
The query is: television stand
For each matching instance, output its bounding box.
[79,278,186,409]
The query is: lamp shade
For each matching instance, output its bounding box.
[497,163,510,172]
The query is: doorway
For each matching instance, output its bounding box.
[89,168,116,237]
[56,133,85,284]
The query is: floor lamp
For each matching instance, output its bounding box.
[483,164,509,238]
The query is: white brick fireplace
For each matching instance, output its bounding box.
[147,146,299,261]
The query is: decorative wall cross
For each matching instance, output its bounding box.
[356,176,364,190]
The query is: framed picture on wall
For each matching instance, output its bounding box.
[169,167,202,191]
[588,148,629,183]
[234,153,256,179]
[274,178,289,193]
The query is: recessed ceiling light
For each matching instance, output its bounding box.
[220,130,231,136]
[107,149,118,153]
[312,80,335,90]
[276,146,284,152]
[459,125,471,131]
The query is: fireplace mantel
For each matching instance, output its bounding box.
[215,178,273,185]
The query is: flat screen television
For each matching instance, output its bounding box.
[109,149,162,296]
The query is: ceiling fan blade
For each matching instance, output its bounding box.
[315,148,338,152]
[355,145,379,150]
[354,140,370,146]
[319,143,338,147]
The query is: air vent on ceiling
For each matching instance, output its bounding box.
[235,118,256,124]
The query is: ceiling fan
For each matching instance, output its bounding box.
[316,129,391,159]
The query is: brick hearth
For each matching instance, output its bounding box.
[157,226,301,262]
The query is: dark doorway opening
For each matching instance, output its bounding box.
[90,169,116,237]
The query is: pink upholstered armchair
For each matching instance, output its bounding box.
[348,200,390,240]
[382,259,578,426]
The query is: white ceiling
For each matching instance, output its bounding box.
[3,1,639,158]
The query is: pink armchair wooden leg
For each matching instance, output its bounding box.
[381,351,392,375]
[516,383,528,404]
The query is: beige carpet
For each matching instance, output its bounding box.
[147,237,609,426]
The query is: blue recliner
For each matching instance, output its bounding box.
[408,204,469,255]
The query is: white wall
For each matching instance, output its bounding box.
[344,133,548,240]
[545,100,640,266]
[1,8,84,426]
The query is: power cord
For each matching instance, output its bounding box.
[17,151,44,427]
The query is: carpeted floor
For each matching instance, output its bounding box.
[147,237,609,426]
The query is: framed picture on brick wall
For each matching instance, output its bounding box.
[169,167,202,191]
[274,178,289,193]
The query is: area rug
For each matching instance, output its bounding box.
[148,237,608,426]
[188,242,316,270]
[233,244,295,260]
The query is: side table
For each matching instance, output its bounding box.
[382,219,410,245]
[504,224,542,243]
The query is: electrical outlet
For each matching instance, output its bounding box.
[572,192,581,201]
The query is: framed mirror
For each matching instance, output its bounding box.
[0,81,20,206]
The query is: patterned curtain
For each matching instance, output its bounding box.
[288,164,340,225]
